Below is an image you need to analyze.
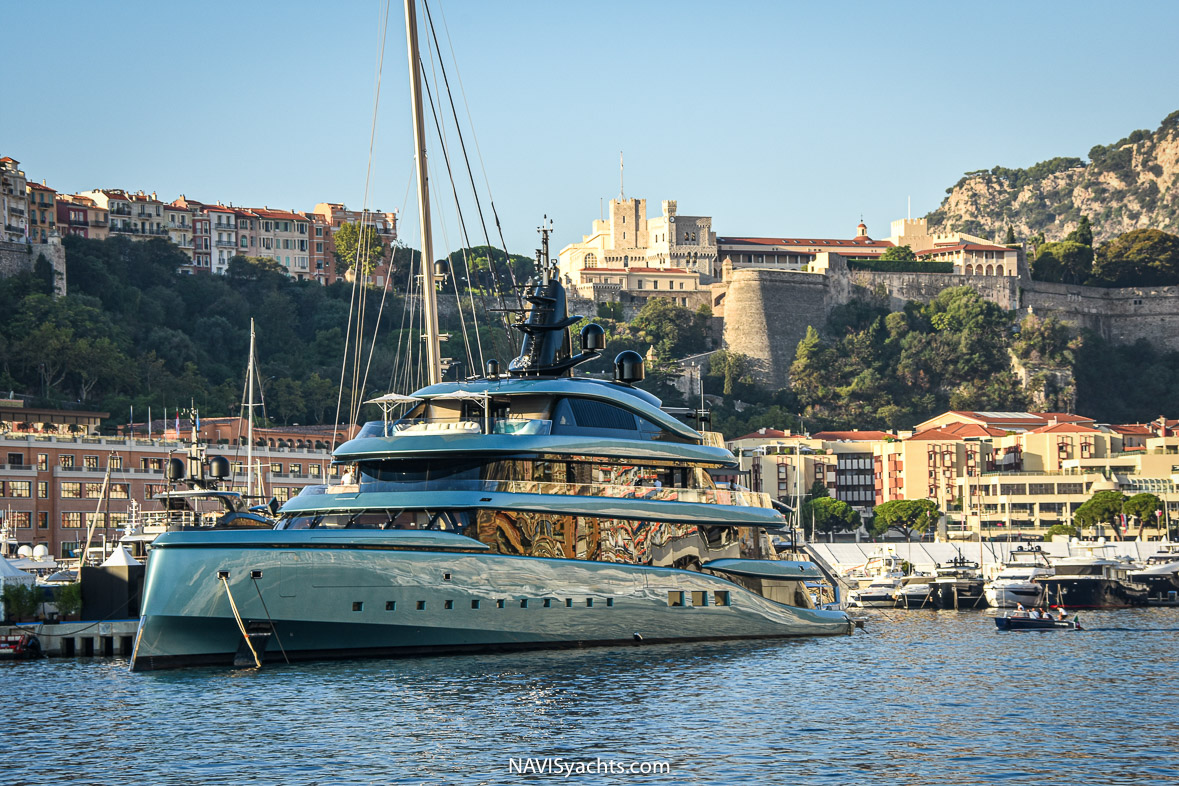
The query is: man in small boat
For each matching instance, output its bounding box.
[1029,607,1042,619]
[1057,608,1068,621]
[1013,603,1028,618]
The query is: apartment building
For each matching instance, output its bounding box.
[1,156,29,242]
[164,203,194,263]
[251,208,311,279]
[305,211,333,283]
[729,413,1179,541]
[0,406,343,559]
[206,205,237,274]
[56,195,110,240]
[26,182,57,243]
[310,202,397,286]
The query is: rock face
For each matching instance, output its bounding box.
[926,111,1179,245]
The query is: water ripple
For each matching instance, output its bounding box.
[2,608,1177,785]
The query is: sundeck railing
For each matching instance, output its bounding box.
[312,477,775,509]
[358,418,553,438]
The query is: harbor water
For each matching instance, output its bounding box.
[4,608,1178,785]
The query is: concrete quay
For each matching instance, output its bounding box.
[3,619,138,657]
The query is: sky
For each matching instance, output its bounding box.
[5,0,1179,255]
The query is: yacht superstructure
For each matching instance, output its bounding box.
[131,248,852,671]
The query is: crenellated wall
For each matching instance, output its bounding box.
[722,262,1179,385]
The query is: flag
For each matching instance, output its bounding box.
[196,410,201,432]
[175,409,180,437]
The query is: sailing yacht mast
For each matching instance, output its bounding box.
[405,0,442,385]
[246,319,256,499]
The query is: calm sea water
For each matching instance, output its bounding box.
[4,609,1178,785]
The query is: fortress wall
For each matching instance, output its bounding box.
[722,269,832,387]
[0,239,66,295]
[847,269,1020,311]
[1022,280,1179,351]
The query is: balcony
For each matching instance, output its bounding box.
[214,222,236,230]
[215,239,235,247]
[90,218,108,226]
[9,207,24,216]
[110,206,131,216]
[69,217,89,226]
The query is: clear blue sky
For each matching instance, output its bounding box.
[5,0,1179,254]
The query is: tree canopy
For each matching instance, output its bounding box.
[333,222,385,275]
[1092,228,1179,286]
[0,235,506,429]
[807,496,862,536]
[787,287,1025,430]
[1124,492,1164,538]
[1073,490,1126,532]
[871,499,940,539]
[879,245,917,263]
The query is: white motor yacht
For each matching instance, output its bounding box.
[984,546,1053,608]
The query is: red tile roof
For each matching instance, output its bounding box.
[812,430,894,441]
[731,428,790,441]
[1028,412,1096,423]
[582,267,691,274]
[938,422,1009,438]
[27,182,56,192]
[907,427,965,441]
[916,243,1013,256]
[251,208,307,222]
[1027,422,1101,435]
[718,236,893,249]
[1108,424,1152,436]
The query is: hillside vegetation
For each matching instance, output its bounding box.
[0,236,512,427]
[927,111,1179,244]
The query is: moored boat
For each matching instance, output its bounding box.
[1036,545,1149,609]
[984,545,1053,608]
[930,553,986,610]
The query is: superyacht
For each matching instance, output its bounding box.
[131,251,853,668]
[131,0,852,670]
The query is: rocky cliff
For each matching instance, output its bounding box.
[926,111,1179,245]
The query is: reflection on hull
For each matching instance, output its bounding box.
[132,542,852,670]
[1036,577,1149,609]
[931,580,986,610]
[984,582,1046,608]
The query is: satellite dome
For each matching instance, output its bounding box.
[17,545,33,558]
[32,544,49,559]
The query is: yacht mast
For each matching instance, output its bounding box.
[405,0,442,385]
[246,318,255,499]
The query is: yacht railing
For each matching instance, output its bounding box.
[358,418,553,438]
[314,477,775,509]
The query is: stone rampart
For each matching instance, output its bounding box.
[0,238,66,295]
[848,269,1020,311]
[721,262,1179,386]
[1022,280,1179,351]
[722,269,833,387]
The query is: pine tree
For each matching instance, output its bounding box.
[1004,225,1016,245]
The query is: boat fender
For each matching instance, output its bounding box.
[632,632,643,644]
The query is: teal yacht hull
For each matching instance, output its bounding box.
[131,530,852,670]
